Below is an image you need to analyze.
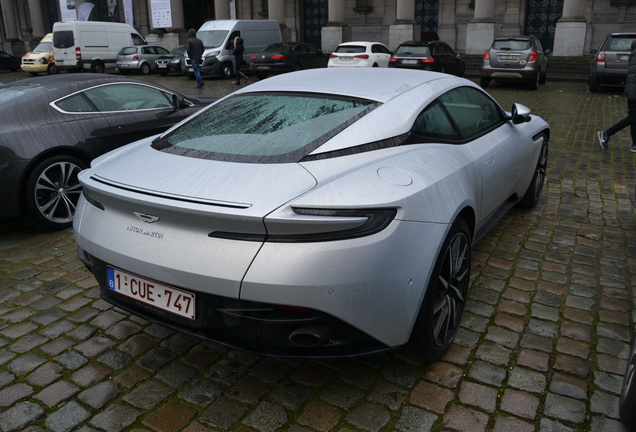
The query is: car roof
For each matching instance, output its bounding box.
[234,67,461,103]
[494,35,533,41]
[398,40,435,46]
[337,41,384,47]
[0,73,149,94]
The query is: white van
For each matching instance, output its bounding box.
[52,21,146,73]
[185,20,281,78]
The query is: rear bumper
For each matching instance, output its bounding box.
[78,246,389,358]
[590,66,627,85]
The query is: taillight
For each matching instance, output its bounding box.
[483,50,490,61]
[596,51,606,63]
[421,58,437,63]
[75,47,81,60]
[329,54,338,58]
[354,54,369,59]
[133,54,139,61]
[389,57,398,63]
[271,54,285,61]
[249,55,256,60]
[528,51,538,62]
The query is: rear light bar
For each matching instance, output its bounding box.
[354,54,369,59]
[483,50,490,61]
[528,51,538,62]
[271,55,285,61]
[596,51,606,63]
[420,58,437,63]
[75,47,81,61]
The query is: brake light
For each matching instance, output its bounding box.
[389,57,398,63]
[75,47,81,60]
[596,51,606,63]
[133,54,139,61]
[249,55,256,60]
[329,54,338,58]
[271,54,285,61]
[528,51,538,62]
[421,58,437,63]
[483,50,490,61]
[354,54,370,59]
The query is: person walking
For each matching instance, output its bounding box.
[187,28,205,88]
[598,39,636,152]
[233,36,248,85]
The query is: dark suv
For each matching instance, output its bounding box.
[480,35,549,90]
[389,40,464,77]
[589,33,636,92]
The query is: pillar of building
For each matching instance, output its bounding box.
[268,0,291,41]
[0,0,19,41]
[321,0,348,53]
[389,0,416,51]
[552,0,586,56]
[437,0,457,49]
[27,0,46,38]
[215,0,230,20]
[465,0,496,55]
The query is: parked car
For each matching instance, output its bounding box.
[0,74,215,230]
[21,33,57,76]
[155,45,187,76]
[117,45,170,74]
[328,41,392,68]
[480,35,549,90]
[620,334,636,430]
[0,50,21,71]
[74,68,549,359]
[589,33,636,92]
[249,42,328,78]
[389,40,464,77]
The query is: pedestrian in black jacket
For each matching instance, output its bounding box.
[233,37,248,85]
[187,28,205,88]
[598,39,636,152]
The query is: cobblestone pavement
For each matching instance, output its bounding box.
[1,69,635,432]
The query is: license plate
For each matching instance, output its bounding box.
[57,60,64,64]
[158,64,167,68]
[121,64,128,67]
[107,267,196,320]
[256,65,270,70]
[499,55,518,61]
[340,56,353,61]
[619,54,629,61]
[402,59,418,64]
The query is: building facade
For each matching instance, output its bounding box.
[1,0,635,57]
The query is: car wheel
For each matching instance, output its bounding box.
[589,75,600,93]
[140,63,151,75]
[480,77,490,88]
[372,63,379,67]
[25,155,87,230]
[409,217,471,363]
[620,336,636,430]
[519,135,548,209]
[222,62,233,79]
[90,62,105,74]
[529,73,539,90]
[47,63,59,75]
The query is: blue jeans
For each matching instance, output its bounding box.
[191,60,203,87]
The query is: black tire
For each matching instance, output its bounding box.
[620,336,636,430]
[519,135,548,209]
[90,62,105,74]
[529,73,539,90]
[409,217,471,363]
[539,70,547,84]
[47,63,58,75]
[589,75,600,93]
[222,62,233,79]
[140,63,151,75]
[25,155,87,230]
[480,76,490,88]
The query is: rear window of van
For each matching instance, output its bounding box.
[53,31,74,48]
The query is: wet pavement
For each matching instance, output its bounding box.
[0,68,635,432]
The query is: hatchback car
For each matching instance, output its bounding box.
[117,45,170,74]
[249,42,328,78]
[480,35,549,90]
[328,41,392,68]
[589,33,636,92]
[155,45,187,75]
[0,50,21,71]
[74,68,549,359]
[389,40,464,77]
[0,74,214,230]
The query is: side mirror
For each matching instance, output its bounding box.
[510,103,531,124]
[172,93,187,110]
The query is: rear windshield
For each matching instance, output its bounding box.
[118,47,138,55]
[263,43,291,52]
[395,45,431,57]
[334,45,366,54]
[607,36,636,51]
[492,40,531,50]
[153,93,378,163]
[53,31,74,49]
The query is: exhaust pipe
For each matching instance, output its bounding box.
[289,325,334,347]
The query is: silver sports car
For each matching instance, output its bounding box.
[74,68,549,359]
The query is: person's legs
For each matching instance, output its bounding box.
[599,98,636,149]
[192,60,203,87]
[627,99,636,151]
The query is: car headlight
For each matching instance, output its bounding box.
[38,58,47,64]
[170,59,181,64]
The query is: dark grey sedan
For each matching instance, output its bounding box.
[0,74,214,230]
[589,33,636,92]
[249,42,328,78]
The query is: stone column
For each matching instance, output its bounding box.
[465,0,496,55]
[321,0,348,53]
[215,0,230,20]
[437,0,456,48]
[552,0,586,56]
[390,0,416,51]
[27,0,46,38]
[0,0,19,40]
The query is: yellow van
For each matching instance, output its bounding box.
[21,33,57,76]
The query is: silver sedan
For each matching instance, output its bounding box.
[74,68,549,359]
